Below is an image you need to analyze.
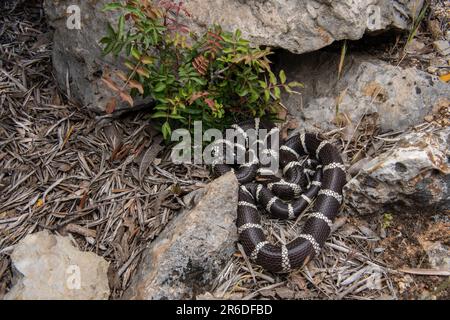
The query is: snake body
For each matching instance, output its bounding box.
[212,119,346,273]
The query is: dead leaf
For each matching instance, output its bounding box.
[119,91,134,107]
[189,91,209,105]
[106,98,117,114]
[280,116,299,141]
[290,274,308,291]
[275,287,296,299]
[439,73,450,83]
[58,163,72,172]
[116,71,128,82]
[102,76,120,92]
[136,67,150,78]
[78,191,89,209]
[139,136,164,181]
[65,223,96,238]
[128,80,144,94]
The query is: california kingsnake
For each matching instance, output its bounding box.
[212,119,346,273]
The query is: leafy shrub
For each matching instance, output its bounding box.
[101,0,302,140]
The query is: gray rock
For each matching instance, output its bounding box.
[181,0,424,54]
[278,51,450,133]
[344,126,450,215]
[5,230,110,300]
[433,40,450,57]
[123,172,238,300]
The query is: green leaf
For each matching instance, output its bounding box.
[273,87,281,99]
[154,83,166,93]
[288,81,304,88]
[103,40,116,55]
[191,77,207,86]
[155,104,169,111]
[264,89,270,102]
[103,3,123,11]
[284,85,293,94]
[183,108,203,115]
[151,112,169,119]
[131,47,141,60]
[169,114,186,120]
[269,72,277,85]
[100,37,111,45]
[124,61,135,70]
[279,70,286,84]
[259,81,267,89]
[106,23,116,39]
[112,41,125,55]
[162,122,172,140]
[118,15,125,39]
[238,89,249,97]
[140,56,154,64]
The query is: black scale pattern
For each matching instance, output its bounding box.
[213,120,347,272]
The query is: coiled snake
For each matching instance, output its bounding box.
[212,119,346,273]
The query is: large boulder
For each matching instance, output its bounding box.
[43,0,424,114]
[278,51,450,133]
[344,126,450,216]
[43,0,134,114]
[181,0,424,54]
[123,172,238,300]
[5,231,110,300]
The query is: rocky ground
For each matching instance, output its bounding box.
[0,0,449,300]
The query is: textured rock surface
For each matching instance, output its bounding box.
[43,0,424,113]
[181,0,424,54]
[420,240,449,270]
[43,0,141,113]
[5,230,110,300]
[278,51,450,133]
[344,127,450,215]
[123,172,238,300]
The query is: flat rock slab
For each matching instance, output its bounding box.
[278,51,450,133]
[344,126,450,215]
[5,230,110,300]
[123,172,238,300]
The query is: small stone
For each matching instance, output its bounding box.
[427,66,438,74]
[405,39,425,54]
[424,115,434,122]
[429,56,448,69]
[433,40,450,56]
[437,69,449,76]
[5,230,110,300]
[428,19,443,40]
[421,241,449,270]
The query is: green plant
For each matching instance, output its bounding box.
[405,1,429,48]
[381,213,393,230]
[100,0,302,140]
